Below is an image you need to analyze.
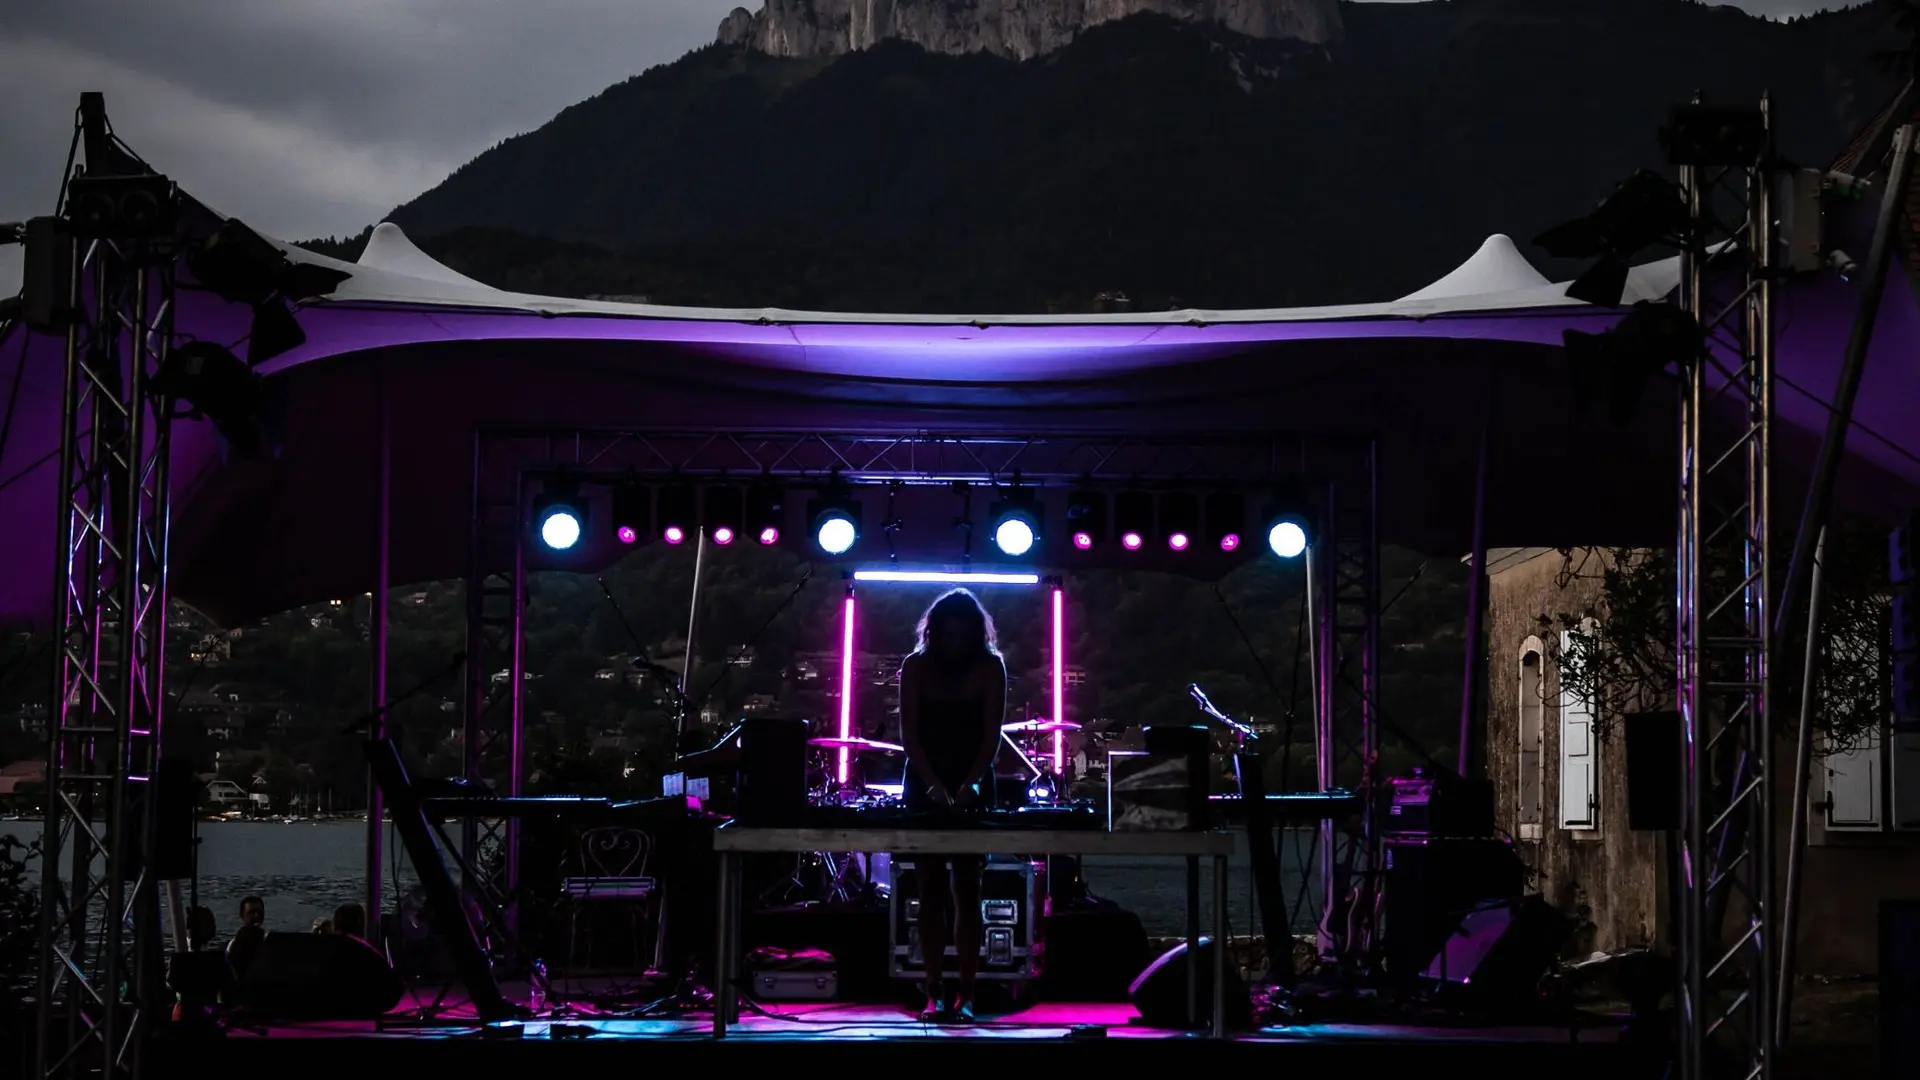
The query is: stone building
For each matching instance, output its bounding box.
[1484,547,1920,972]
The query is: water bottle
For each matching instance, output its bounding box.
[529,959,548,1013]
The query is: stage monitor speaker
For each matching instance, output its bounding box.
[234,933,404,1020]
[1885,900,1920,1076]
[153,758,199,880]
[1424,895,1570,1006]
[1625,711,1682,831]
[738,717,810,825]
[1382,837,1526,982]
[1126,937,1252,1030]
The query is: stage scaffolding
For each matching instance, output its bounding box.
[1675,102,1777,1080]
[457,427,1384,965]
[34,97,179,1080]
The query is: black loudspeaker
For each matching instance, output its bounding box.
[1140,724,1211,829]
[21,217,74,331]
[737,717,811,825]
[1625,711,1682,831]
[1424,895,1571,1006]
[1126,937,1252,1030]
[153,758,199,880]
[1382,837,1526,983]
[233,933,404,1019]
[1885,900,1920,1077]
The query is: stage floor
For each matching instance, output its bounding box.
[157,997,1650,1078]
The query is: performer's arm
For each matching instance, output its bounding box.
[961,655,1007,795]
[899,656,947,799]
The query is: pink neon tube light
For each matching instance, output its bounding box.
[1052,586,1065,774]
[838,592,856,783]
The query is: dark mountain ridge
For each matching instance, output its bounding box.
[304,0,1903,311]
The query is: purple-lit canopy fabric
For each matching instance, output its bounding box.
[2,207,1917,630]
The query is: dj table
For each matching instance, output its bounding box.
[711,827,1238,1038]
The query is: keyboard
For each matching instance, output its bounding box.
[789,804,1104,831]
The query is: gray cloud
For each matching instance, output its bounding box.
[0,0,1869,297]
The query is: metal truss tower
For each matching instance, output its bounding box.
[1676,99,1777,1080]
[461,433,528,902]
[1309,445,1382,967]
[34,97,179,1080]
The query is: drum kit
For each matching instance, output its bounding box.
[765,721,1085,906]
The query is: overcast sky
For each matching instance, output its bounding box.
[0,0,1867,296]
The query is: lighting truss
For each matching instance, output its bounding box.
[1675,100,1776,1080]
[1307,444,1381,968]
[466,427,1382,969]
[36,151,179,1079]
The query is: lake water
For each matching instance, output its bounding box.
[0,819,1324,938]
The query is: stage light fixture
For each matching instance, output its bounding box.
[1265,481,1312,559]
[149,341,267,458]
[611,480,649,545]
[989,488,1043,558]
[747,480,785,546]
[1065,489,1106,550]
[1205,492,1246,553]
[658,482,695,546]
[1534,170,1688,306]
[1159,492,1199,552]
[533,481,586,552]
[1561,302,1704,426]
[704,484,744,547]
[1113,490,1153,552]
[187,218,350,365]
[809,484,862,557]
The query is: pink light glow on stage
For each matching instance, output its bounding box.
[1168,532,1190,552]
[616,525,637,545]
[712,526,735,545]
[1121,532,1143,551]
[1072,531,1093,550]
[663,526,685,545]
[758,526,780,545]
[1052,585,1065,774]
[852,570,1040,585]
[1219,533,1240,552]
[838,592,856,783]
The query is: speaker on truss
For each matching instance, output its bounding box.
[1624,711,1682,831]
[20,217,74,331]
[153,758,200,880]
[1126,937,1252,1030]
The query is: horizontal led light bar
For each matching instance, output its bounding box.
[851,570,1041,585]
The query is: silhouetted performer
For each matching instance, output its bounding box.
[899,588,1007,1021]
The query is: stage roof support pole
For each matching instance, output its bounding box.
[1458,378,1492,778]
[366,369,390,944]
[460,435,525,887]
[37,96,178,1079]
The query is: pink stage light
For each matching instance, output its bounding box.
[758,525,780,545]
[1072,531,1093,550]
[616,525,638,545]
[713,526,735,546]
[838,592,856,784]
[1052,585,1065,775]
[663,525,686,545]
[1121,532,1143,551]
[1168,532,1191,551]
[1219,533,1240,552]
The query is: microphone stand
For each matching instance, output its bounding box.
[1190,683,1292,987]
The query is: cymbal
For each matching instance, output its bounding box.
[808,736,905,753]
[1001,719,1082,733]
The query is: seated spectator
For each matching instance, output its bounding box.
[332,902,368,940]
[226,895,267,977]
[186,905,217,952]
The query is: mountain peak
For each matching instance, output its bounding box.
[714,0,1344,60]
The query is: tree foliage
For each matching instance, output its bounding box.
[1538,527,1889,750]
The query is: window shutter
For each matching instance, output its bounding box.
[1559,632,1597,829]
[1824,729,1882,831]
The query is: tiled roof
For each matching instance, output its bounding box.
[1831,81,1919,279]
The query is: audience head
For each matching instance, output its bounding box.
[239,895,265,927]
[332,902,368,940]
[187,906,217,951]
